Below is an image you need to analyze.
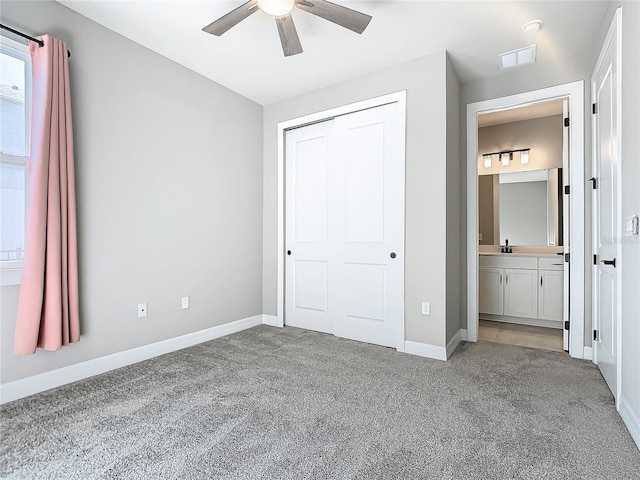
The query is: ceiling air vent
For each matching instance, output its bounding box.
[499,45,537,69]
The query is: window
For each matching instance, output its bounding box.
[0,37,31,285]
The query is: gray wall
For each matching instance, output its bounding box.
[0,1,263,384]
[478,115,564,175]
[478,176,495,245]
[263,52,451,347]
[445,55,461,345]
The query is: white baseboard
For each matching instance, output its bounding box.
[0,314,263,405]
[404,340,447,361]
[619,395,640,451]
[583,346,593,361]
[262,314,282,327]
[460,329,469,341]
[446,330,462,359]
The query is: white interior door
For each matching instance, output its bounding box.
[285,120,334,334]
[285,103,404,349]
[331,104,404,348]
[592,15,620,397]
[562,99,570,351]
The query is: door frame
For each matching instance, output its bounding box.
[591,8,623,404]
[466,81,586,359]
[273,91,408,351]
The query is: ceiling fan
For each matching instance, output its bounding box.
[202,0,372,57]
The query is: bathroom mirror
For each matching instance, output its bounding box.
[478,168,563,246]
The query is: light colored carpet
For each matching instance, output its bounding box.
[1,325,638,479]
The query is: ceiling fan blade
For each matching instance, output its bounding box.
[295,0,371,34]
[202,0,258,36]
[275,15,303,57]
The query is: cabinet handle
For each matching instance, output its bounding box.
[505,274,508,285]
[540,275,543,287]
[499,273,502,284]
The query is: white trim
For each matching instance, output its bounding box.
[619,395,640,451]
[583,346,593,361]
[0,268,22,287]
[0,315,263,405]
[614,7,623,409]
[446,330,462,359]
[466,81,585,359]
[262,314,281,327]
[276,91,408,350]
[404,340,447,361]
[460,329,469,341]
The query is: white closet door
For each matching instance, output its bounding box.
[332,103,404,348]
[285,120,334,334]
[285,102,404,349]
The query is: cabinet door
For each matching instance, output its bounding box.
[504,268,537,318]
[538,270,564,321]
[479,267,503,315]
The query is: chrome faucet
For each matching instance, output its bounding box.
[501,239,513,254]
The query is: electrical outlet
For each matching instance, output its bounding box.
[137,303,147,318]
[181,296,190,309]
[421,302,431,315]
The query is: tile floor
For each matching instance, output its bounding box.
[479,319,564,352]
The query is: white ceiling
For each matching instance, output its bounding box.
[57,0,609,106]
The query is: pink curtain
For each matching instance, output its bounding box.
[14,35,79,355]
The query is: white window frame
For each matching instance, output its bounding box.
[0,36,32,286]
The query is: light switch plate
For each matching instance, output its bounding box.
[625,215,639,236]
[137,303,147,318]
[181,296,190,309]
[421,302,431,315]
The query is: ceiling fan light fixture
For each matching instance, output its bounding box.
[257,0,295,17]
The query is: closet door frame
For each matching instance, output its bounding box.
[270,91,407,352]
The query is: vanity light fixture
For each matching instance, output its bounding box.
[482,148,531,168]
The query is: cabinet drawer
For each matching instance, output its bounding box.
[479,255,538,270]
[539,257,565,271]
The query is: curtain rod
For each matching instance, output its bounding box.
[0,23,71,58]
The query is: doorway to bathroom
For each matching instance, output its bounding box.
[466,82,587,360]
[477,99,567,353]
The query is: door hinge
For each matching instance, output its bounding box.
[564,321,570,331]
[564,253,570,263]
[592,103,597,114]
[564,117,570,127]
[564,185,570,195]
[588,177,597,189]
[593,254,598,265]
[594,329,599,341]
